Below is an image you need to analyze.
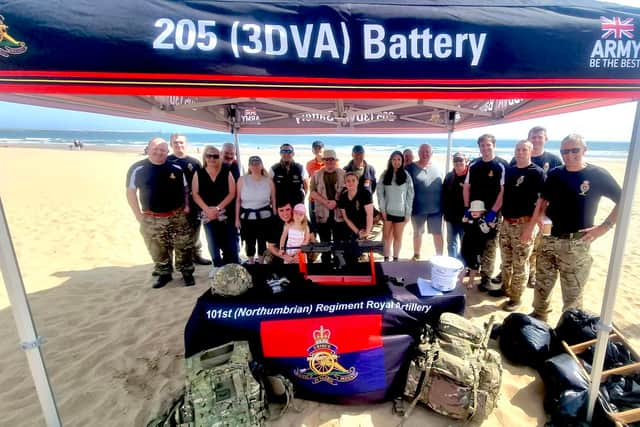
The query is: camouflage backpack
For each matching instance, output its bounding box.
[402,313,502,422]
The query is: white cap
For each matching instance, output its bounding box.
[469,200,486,212]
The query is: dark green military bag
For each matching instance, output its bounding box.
[401,314,502,422]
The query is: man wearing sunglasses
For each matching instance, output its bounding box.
[270,143,308,207]
[169,133,211,266]
[523,134,621,322]
[126,137,195,288]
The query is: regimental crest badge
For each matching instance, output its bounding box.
[0,16,27,57]
[488,170,494,177]
[579,180,591,196]
[543,162,550,173]
[169,173,176,179]
[294,325,358,385]
[515,175,525,187]
[187,163,193,172]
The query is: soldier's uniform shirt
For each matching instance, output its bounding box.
[502,163,545,218]
[126,159,193,275]
[542,164,621,235]
[510,151,563,175]
[169,154,202,217]
[127,159,187,212]
[465,157,508,210]
[500,163,544,303]
[533,164,621,316]
[270,161,308,206]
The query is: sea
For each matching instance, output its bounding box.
[0,129,629,161]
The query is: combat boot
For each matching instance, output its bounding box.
[152,274,172,289]
[183,272,196,287]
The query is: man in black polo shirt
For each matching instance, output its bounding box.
[221,142,241,181]
[126,137,195,288]
[343,144,377,195]
[510,126,563,288]
[523,134,621,322]
[498,140,545,311]
[463,133,508,291]
[270,143,308,207]
[169,133,211,266]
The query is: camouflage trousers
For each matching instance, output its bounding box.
[499,222,536,303]
[528,230,544,282]
[139,211,194,276]
[480,221,501,279]
[532,235,592,316]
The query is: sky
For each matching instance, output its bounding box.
[0,100,636,142]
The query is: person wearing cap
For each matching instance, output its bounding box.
[168,133,212,266]
[377,151,414,261]
[463,134,508,291]
[461,200,497,288]
[306,140,325,235]
[310,148,346,263]
[235,155,276,264]
[442,152,469,260]
[407,143,444,260]
[497,140,545,311]
[126,137,195,288]
[343,144,377,195]
[523,134,621,322]
[270,143,308,207]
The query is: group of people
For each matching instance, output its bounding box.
[126,127,621,323]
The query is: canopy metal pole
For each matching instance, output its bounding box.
[0,197,62,427]
[587,100,640,421]
[232,127,244,175]
[444,111,455,171]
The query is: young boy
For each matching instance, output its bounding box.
[461,200,497,288]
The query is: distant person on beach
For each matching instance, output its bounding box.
[510,126,564,289]
[221,142,240,181]
[442,152,468,259]
[192,145,239,274]
[343,145,377,195]
[377,151,414,261]
[407,143,444,259]
[496,140,545,311]
[463,134,508,292]
[270,143,308,207]
[310,149,346,264]
[126,137,195,288]
[306,140,325,235]
[403,149,414,165]
[523,134,621,322]
[168,133,211,266]
[235,155,275,265]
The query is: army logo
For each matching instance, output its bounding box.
[0,16,27,58]
[294,326,358,385]
[579,180,591,196]
[515,175,525,187]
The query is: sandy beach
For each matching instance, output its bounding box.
[0,144,638,426]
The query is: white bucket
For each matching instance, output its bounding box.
[430,256,464,292]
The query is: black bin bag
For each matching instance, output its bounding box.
[555,309,598,345]
[498,313,558,370]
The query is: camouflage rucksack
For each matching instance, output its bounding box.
[402,314,502,422]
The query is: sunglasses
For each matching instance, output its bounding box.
[280,149,293,154]
[560,147,582,155]
[323,157,336,161]
[453,157,465,163]
[205,153,220,159]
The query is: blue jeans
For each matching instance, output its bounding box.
[446,221,464,260]
[203,220,240,267]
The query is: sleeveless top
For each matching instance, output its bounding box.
[240,175,271,209]
[197,167,230,206]
[286,227,305,256]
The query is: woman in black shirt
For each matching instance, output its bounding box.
[338,172,374,240]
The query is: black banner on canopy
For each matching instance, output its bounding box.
[0,0,638,96]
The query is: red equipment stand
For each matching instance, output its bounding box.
[297,250,377,286]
